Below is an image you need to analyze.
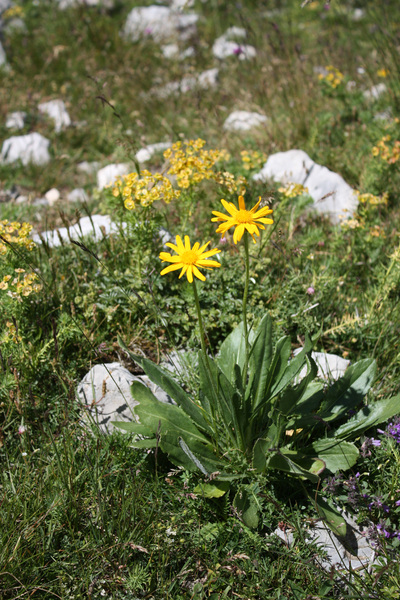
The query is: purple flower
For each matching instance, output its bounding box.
[233,46,243,56]
[395,500,400,507]
[306,286,315,295]
[371,438,381,446]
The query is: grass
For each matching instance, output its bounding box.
[1,0,400,597]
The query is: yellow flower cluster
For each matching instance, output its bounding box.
[2,5,24,18]
[214,171,247,195]
[0,220,35,256]
[318,65,344,88]
[0,269,41,298]
[278,183,309,198]
[372,136,400,164]
[1,321,18,344]
[240,150,266,171]
[163,139,229,189]
[377,68,389,78]
[341,218,363,230]
[112,170,181,210]
[357,191,388,207]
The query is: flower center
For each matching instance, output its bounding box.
[236,209,252,223]
[181,250,198,265]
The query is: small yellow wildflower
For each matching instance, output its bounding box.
[2,5,24,18]
[372,137,400,164]
[278,183,309,198]
[240,150,266,171]
[212,195,273,244]
[214,171,247,195]
[377,68,389,78]
[112,170,180,210]
[318,65,344,89]
[357,191,388,207]
[164,139,229,189]
[159,235,221,283]
[0,220,35,255]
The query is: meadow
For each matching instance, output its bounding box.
[1,0,400,598]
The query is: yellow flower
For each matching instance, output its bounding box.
[159,235,221,283]
[211,195,273,244]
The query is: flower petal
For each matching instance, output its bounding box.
[160,263,184,276]
[221,199,239,217]
[233,223,245,244]
[238,195,246,210]
[192,265,206,281]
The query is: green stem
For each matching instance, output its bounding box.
[192,278,209,361]
[242,232,250,386]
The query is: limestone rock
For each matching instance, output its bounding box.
[5,111,26,130]
[212,39,256,60]
[363,83,387,101]
[123,5,198,44]
[253,149,358,223]
[223,110,268,132]
[1,132,51,166]
[135,142,172,163]
[77,362,172,433]
[77,160,101,175]
[96,163,130,190]
[0,41,7,67]
[44,188,61,205]
[57,0,114,9]
[155,68,218,98]
[67,188,89,203]
[32,215,123,247]
[38,99,71,132]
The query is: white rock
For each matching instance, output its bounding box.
[1,132,51,166]
[77,160,101,175]
[294,350,350,382]
[38,99,71,132]
[96,163,130,190]
[44,188,60,205]
[170,0,195,10]
[57,0,114,9]
[155,68,218,98]
[223,110,268,132]
[135,142,172,163]
[32,215,123,247]
[223,26,247,39]
[352,8,365,21]
[123,5,198,44]
[0,41,7,67]
[212,38,256,60]
[67,188,89,202]
[5,111,26,130]
[161,43,195,59]
[0,0,12,14]
[363,83,387,101]
[4,17,27,33]
[253,149,358,223]
[77,362,172,433]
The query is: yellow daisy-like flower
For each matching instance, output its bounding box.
[159,235,221,283]
[212,195,273,244]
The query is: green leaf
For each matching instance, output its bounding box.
[319,358,376,422]
[233,488,260,529]
[131,381,209,446]
[118,336,211,433]
[277,355,318,416]
[252,438,270,473]
[307,438,359,472]
[268,449,325,483]
[269,334,314,400]
[111,421,154,436]
[334,393,400,439]
[130,439,158,449]
[194,481,230,498]
[216,321,248,383]
[311,495,347,538]
[248,313,273,406]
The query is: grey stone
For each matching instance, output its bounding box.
[0,0,12,15]
[212,38,256,60]
[32,214,124,247]
[123,5,198,44]
[273,512,375,573]
[4,17,27,33]
[223,110,268,132]
[77,362,172,433]
[135,142,171,163]
[5,111,26,130]
[96,163,130,190]
[38,99,71,132]
[161,43,195,59]
[1,132,51,166]
[154,67,218,98]
[77,160,100,175]
[57,0,114,9]
[253,149,358,224]
[67,188,89,203]
[363,83,387,101]
[44,188,60,205]
[0,41,8,67]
